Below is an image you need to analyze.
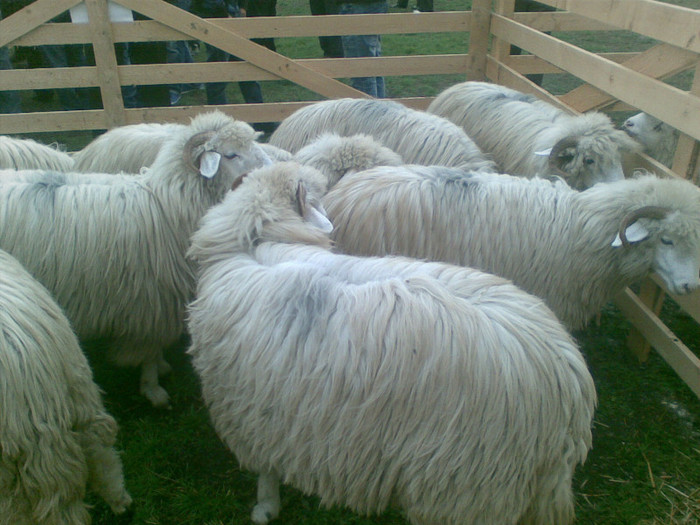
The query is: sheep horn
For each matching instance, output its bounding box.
[183,131,216,174]
[618,206,669,247]
[547,136,580,179]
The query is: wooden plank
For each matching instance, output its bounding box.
[111,55,470,86]
[536,0,700,53]
[0,0,81,47]
[626,278,666,362]
[115,0,369,100]
[504,52,638,75]
[486,56,577,113]
[514,11,616,32]
[615,287,700,400]
[491,14,700,141]
[13,11,617,48]
[0,67,98,91]
[468,0,493,81]
[492,0,517,64]
[0,110,110,133]
[560,44,699,113]
[84,0,126,128]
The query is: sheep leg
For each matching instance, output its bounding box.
[251,471,280,524]
[139,355,171,409]
[85,439,133,514]
[157,349,172,377]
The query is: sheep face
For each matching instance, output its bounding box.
[623,112,678,166]
[614,207,700,295]
[184,124,272,183]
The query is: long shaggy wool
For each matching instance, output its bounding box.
[0,111,270,407]
[293,133,403,186]
[187,162,596,525]
[0,249,131,525]
[0,135,74,171]
[427,81,639,189]
[72,122,185,174]
[323,166,700,329]
[269,98,497,171]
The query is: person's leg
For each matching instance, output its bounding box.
[204,44,229,105]
[0,45,22,113]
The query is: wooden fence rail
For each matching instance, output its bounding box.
[1,0,699,397]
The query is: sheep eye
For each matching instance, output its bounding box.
[653,123,664,132]
[224,153,239,160]
[660,238,674,246]
[584,158,595,165]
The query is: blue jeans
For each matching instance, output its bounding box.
[339,1,388,98]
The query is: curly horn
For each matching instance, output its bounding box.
[547,136,580,179]
[183,131,216,174]
[618,206,669,247]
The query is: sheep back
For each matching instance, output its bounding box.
[269,98,496,171]
[0,135,74,172]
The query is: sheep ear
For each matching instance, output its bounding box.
[199,151,221,178]
[612,222,650,247]
[534,148,552,156]
[296,182,333,233]
[307,204,334,233]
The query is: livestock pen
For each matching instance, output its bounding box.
[1,0,699,523]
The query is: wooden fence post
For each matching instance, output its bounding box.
[467,0,493,81]
[85,0,126,128]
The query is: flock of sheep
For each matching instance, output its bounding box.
[0,80,699,525]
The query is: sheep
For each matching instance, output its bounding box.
[292,132,403,186]
[322,166,700,330]
[0,248,131,524]
[72,122,293,175]
[0,135,74,171]
[72,122,184,174]
[269,98,497,172]
[427,81,640,189]
[623,112,679,167]
[0,110,272,408]
[186,161,596,525]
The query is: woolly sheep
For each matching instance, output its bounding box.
[0,135,74,171]
[323,166,700,330]
[623,112,679,167]
[292,132,403,186]
[269,98,497,171]
[72,122,293,175]
[72,122,184,174]
[0,249,131,524]
[0,110,272,408]
[427,81,640,189]
[186,161,596,525]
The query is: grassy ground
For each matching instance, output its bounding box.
[8,1,700,524]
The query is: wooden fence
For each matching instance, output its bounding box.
[1,0,699,397]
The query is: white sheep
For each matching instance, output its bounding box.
[72,122,293,175]
[0,135,74,171]
[72,122,184,174]
[269,98,497,172]
[323,166,700,330]
[427,81,640,189]
[186,161,596,525]
[292,132,403,186]
[623,112,679,167]
[0,110,271,408]
[0,248,131,524]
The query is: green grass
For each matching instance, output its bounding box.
[8,1,700,524]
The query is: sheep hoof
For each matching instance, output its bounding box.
[141,385,171,409]
[251,500,279,524]
[108,491,133,514]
